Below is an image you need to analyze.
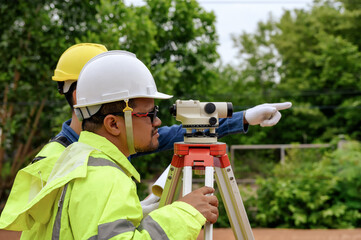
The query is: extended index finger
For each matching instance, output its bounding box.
[268,102,292,111]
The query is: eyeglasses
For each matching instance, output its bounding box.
[132,105,159,123]
[107,106,159,123]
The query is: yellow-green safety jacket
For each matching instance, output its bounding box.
[0,131,206,239]
[0,135,69,238]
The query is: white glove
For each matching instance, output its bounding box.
[140,193,160,217]
[244,102,292,127]
[140,165,171,216]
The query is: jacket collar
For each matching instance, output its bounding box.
[79,131,141,182]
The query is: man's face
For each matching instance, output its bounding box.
[132,98,162,153]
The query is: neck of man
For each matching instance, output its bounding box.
[69,110,82,135]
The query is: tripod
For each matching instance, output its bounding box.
[159,142,255,240]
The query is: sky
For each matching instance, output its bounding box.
[125,0,314,63]
[199,0,314,64]
[198,0,312,63]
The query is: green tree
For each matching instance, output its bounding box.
[229,0,361,144]
[0,0,220,209]
[0,1,66,208]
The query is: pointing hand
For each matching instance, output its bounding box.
[244,102,292,127]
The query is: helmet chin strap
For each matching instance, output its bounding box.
[123,99,136,155]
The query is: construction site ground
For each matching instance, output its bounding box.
[1,228,361,240]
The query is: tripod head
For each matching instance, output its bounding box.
[170,100,233,143]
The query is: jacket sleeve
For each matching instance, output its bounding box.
[68,165,204,240]
[217,111,248,138]
[147,201,206,240]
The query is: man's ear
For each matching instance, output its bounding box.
[72,90,77,105]
[103,115,122,136]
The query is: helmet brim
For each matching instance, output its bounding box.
[150,92,173,99]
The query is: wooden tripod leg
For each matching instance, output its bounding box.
[214,165,255,240]
[159,165,183,207]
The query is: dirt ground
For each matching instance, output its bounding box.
[1,228,361,240]
[197,228,361,240]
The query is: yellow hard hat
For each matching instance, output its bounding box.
[52,43,108,82]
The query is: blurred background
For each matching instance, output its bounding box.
[0,0,360,229]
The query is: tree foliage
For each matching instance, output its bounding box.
[0,0,219,208]
[224,0,361,228]
[226,0,361,145]
[250,141,361,228]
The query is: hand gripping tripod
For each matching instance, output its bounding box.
[158,142,255,240]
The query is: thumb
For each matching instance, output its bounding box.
[198,186,215,195]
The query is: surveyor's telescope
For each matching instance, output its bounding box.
[170,100,233,143]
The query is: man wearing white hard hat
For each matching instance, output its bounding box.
[1,51,220,239]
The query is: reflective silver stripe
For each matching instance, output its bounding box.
[88,156,125,174]
[88,216,169,240]
[52,157,125,239]
[52,183,69,240]
[138,215,169,240]
[88,219,136,240]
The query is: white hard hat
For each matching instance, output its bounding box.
[74,50,172,120]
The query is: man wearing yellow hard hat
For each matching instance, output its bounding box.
[0,43,291,238]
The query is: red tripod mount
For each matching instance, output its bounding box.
[170,142,231,171]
